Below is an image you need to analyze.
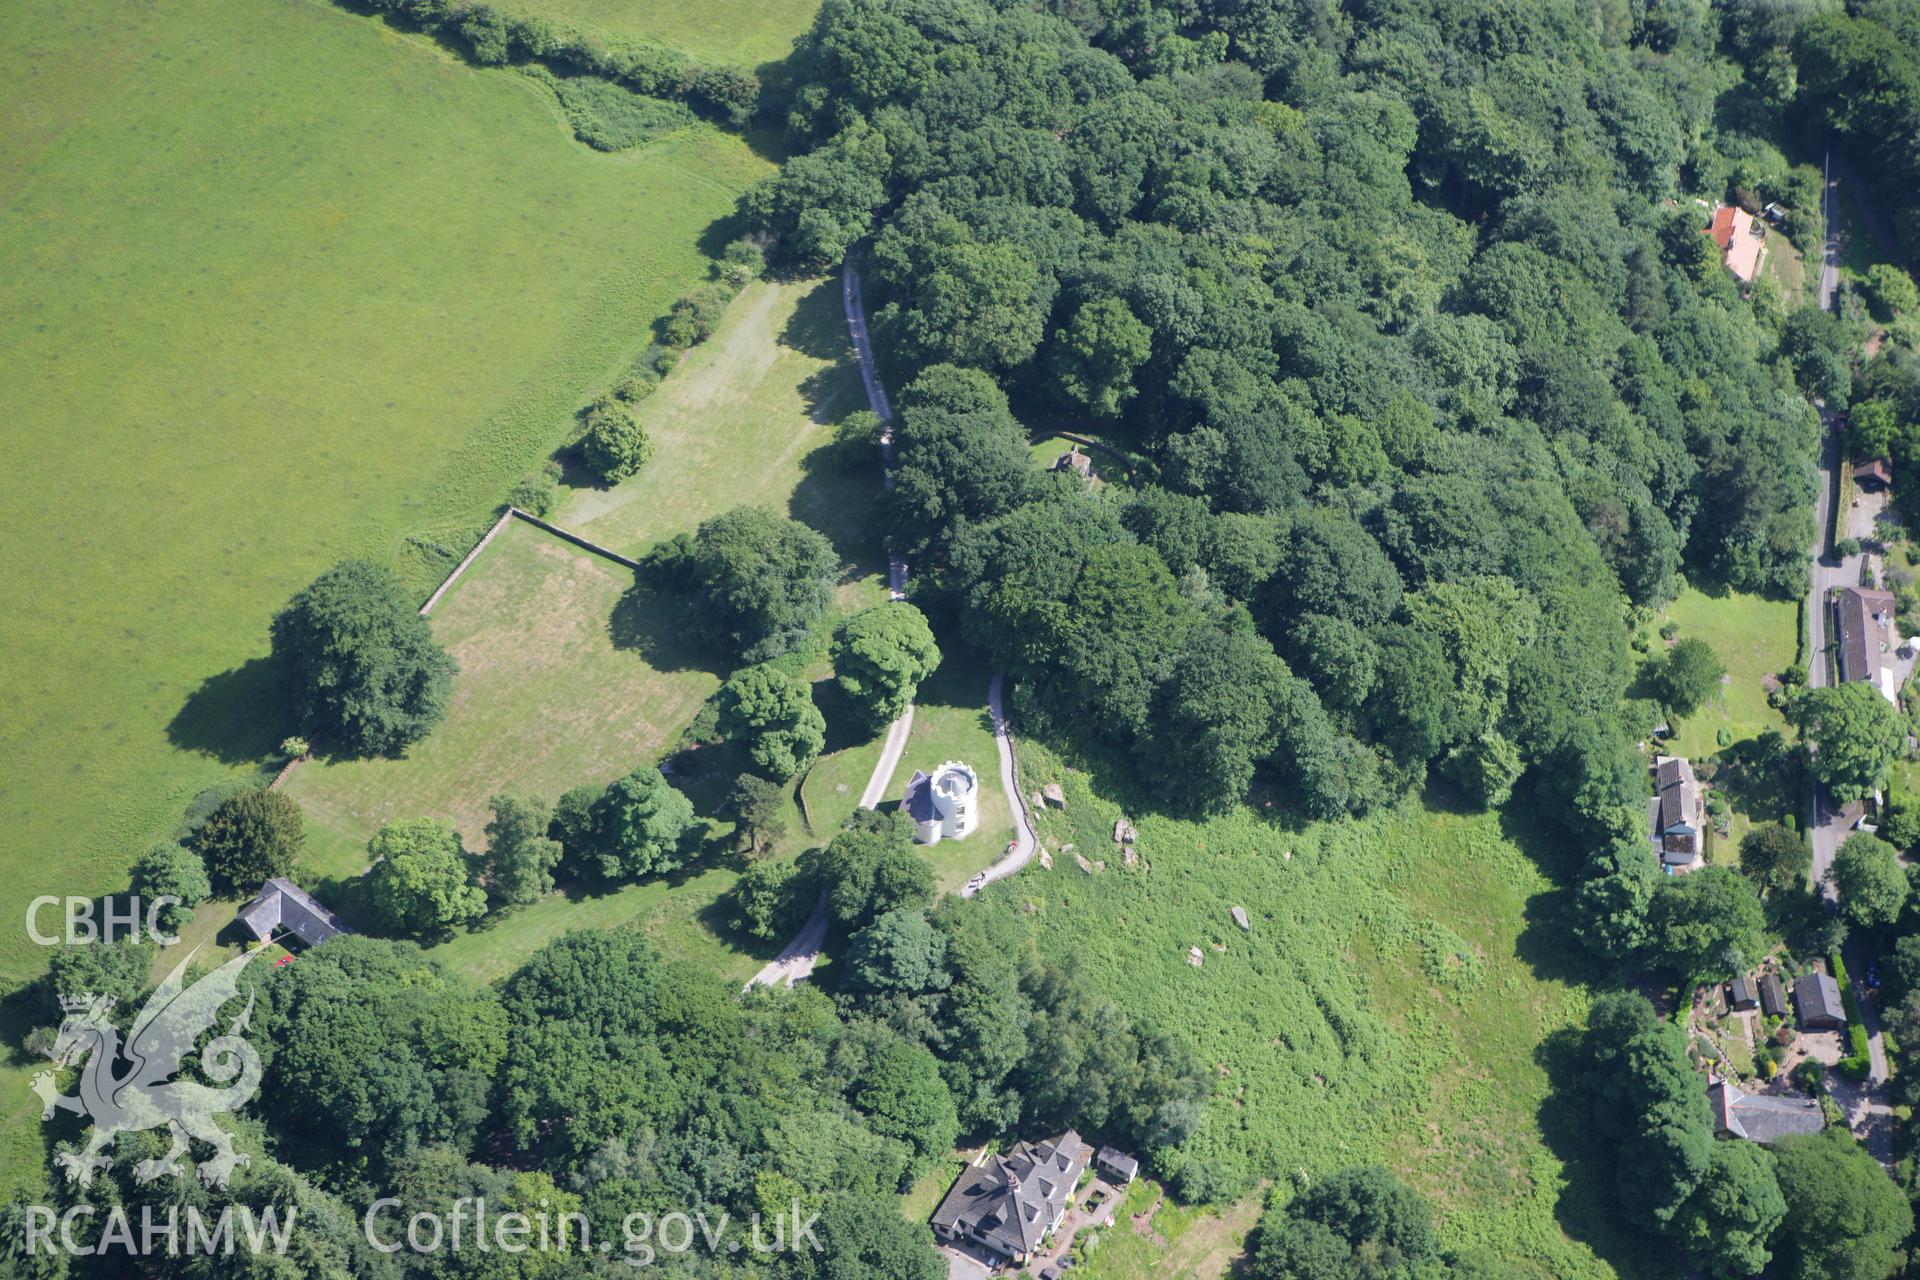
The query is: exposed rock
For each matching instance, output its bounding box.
[1114,818,1138,844]
[1282,849,1293,861]
[1092,859,1106,873]
[1061,843,1075,853]
[1074,852,1094,874]
[1038,849,1053,870]
[1042,783,1068,809]
[1030,790,1046,812]
[1123,847,1138,867]
[1187,947,1204,967]
[1231,906,1250,931]
[1210,941,1227,953]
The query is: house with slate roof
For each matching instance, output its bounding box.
[1834,585,1898,704]
[1652,756,1705,867]
[1795,972,1846,1030]
[1709,1078,1824,1142]
[238,877,349,948]
[930,1131,1092,1266]
[1759,972,1788,1018]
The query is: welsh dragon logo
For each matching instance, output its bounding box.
[32,946,262,1188]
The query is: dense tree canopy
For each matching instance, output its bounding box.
[269,559,456,757]
[647,506,841,662]
[719,662,828,781]
[832,602,941,729]
[1794,682,1904,805]
[364,817,487,937]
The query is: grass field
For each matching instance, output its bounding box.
[510,0,820,67]
[283,519,724,882]
[279,275,888,981]
[554,276,875,563]
[0,0,773,1194]
[984,735,1666,1280]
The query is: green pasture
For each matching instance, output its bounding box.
[989,737,1665,1279]
[281,275,889,984]
[511,0,820,68]
[0,0,770,1193]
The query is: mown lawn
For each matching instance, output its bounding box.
[1640,584,1801,855]
[869,661,1014,894]
[510,0,821,67]
[980,735,1666,1279]
[1650,585,1797,764]
[0,0,769,1195]
[282,276,890,986]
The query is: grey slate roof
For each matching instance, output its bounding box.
[1759,973,1787,1018]
[1656,758,1699,834]
[1794,973,1846,1028]
[1835,586,1895,685]
[1096,1147,1139,1181]
[930,1131,1092,1260]
[238,877,349,948]
[904,770,937,824]
[1710,1079,1825,1142]
[1728,976,1758,1009]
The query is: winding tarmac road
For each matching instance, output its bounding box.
[745,262,1036,988]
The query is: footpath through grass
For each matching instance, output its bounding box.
[0,0,771,1193]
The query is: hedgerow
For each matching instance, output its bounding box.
[338,0,758,123]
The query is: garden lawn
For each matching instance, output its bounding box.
[1643,584,1801,855]
[509,0,820,67]
[1651,585,1796,765]
[0,0,768,1195]
[870,661,1014,894]
[985,736,1669,1279]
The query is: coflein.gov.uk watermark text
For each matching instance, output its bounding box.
[22,1199,824,1266]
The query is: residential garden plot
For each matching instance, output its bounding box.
[1638,584,1803,855]
[0,0,768,1195]
[509,0,821,67]
[987,737,1669,1280]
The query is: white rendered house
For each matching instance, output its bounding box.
[904,760,979,844]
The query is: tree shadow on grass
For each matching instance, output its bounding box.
[608,582,730,677]
[812,676,877,757]
[166,658,286,766]
[1497,789,1604,988]
[791,448,883,581]
[779,277,857,363]
[1533,1027,1673,1280]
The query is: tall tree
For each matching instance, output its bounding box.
[1794,682,1903,805]
[192,788,305,891]
[1770,1127,1913,1280]
[364,818,486,937]
[588,765,697,882]
[719,663,828,781]
[480,793,562,906]
[832,604,942,730]
[269,559,456,757]
[1827,833,1909,930]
